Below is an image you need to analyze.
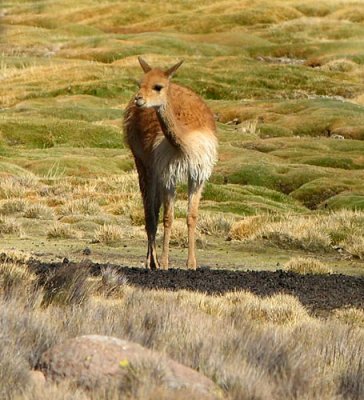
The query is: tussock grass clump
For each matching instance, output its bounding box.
[0,295,59,397]
[321,58,358,72]
[167,220,205,248]
[58,199,101,217]
[197,212,235,237]
[128,207,145,226]
[224,291,311,325]
[228,216,266,240]
[176,290,310,325]
[0,199,27,215]
[230,210,364,254]
[94,224,124,246]
[0,216,22,235]
[0,249,31,265]
[332,308,364,328]
[0,262,35,298]
[342,235,364,260]
[284,256,332,275]
[42,264,95,306]
[169,220,189,247]
[0,178,26,199]
[47,223,80,240]
[24,203,54,220]
[261,214,332,251]
[99,267,129,298]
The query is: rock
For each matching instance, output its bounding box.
[38,335,220,399]
[82,247,91,256]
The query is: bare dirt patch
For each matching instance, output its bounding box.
[29,260,364,315]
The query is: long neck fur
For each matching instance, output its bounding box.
[155,100,185,150]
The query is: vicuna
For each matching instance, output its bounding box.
[123,57,218,269]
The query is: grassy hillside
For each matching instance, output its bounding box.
[0,2,364,400]
[0,0,363,271]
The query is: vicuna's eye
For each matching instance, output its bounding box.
[153,84,164,92]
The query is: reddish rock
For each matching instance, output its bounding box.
[38,335,221,399]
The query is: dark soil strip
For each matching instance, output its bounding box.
[29,260,364,313]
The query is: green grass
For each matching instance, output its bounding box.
[0,0,362,271]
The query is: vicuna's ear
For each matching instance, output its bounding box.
[138,56,152,73]
[165,60,184,78]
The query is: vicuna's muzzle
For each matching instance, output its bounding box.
[135,95,146,107]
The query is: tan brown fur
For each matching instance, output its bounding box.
[123,58,217,270]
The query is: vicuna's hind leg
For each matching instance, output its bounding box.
[135,158,160,270]
[160,187,176,270]
[186,178,204,269]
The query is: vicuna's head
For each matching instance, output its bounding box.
[134,57,184,109]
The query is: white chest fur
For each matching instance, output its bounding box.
[152,131,218,189]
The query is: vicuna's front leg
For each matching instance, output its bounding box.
[160,188,175,270]
[186,179,204,269]
[136,158,161,270]
[144,184,161,270]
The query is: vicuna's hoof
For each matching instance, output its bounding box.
[145,257,159,270]
[160,259,169,270]
[187,259,197,270]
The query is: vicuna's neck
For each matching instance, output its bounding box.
[155,101,185,149]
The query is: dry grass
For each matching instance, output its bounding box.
[0,249,32,265]
[0,216,22,236]
[168,220,189,247]
[197,212,235,237]
[0,262,35,298]
[0,178,26,199]
[345,236,364,260]
[284,256,332,274]
[0,199,27,215]
[230,210,364,257]
[47,223,80,240]
[94,224,125,246]
[58,198,101,217]
[24,204,55,220]
[0,263,363,400]
[333,308,364,329]
[165,219,204,248]
[228,216,267,241]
